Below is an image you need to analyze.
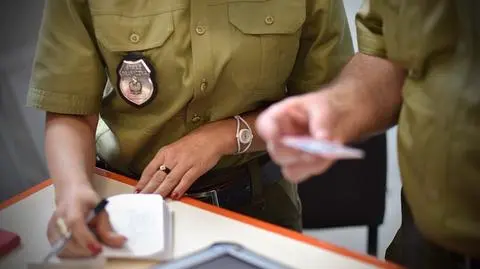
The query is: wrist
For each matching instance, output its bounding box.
[216,119,238,156]
[54,177,93,205]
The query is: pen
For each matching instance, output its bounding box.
[43,198,109,263]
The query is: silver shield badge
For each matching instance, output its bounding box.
[117,57,156,107]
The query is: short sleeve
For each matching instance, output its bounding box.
[355,0,386,58]
[27,0,106,115]
[287,0,354,95]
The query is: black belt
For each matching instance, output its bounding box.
[96,155,270,210]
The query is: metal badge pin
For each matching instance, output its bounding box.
[117,53,157,107]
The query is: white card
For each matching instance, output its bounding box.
[282,136,365,159]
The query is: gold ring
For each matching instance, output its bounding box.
[159,164,171,174]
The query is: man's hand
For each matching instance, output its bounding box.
[257,53,406,183]
[256,89,360,182]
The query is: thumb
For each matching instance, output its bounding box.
[256,110,281,141]
[94,211,127,248]
[308,105,335,141]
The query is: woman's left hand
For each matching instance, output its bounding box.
[135,122,235,199]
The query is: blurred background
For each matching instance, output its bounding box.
[0,0,401,260]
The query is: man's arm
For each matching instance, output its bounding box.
[326,52,407,142]
[327,0,407,142]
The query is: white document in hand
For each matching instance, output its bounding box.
[282,136,365,159]
[103,194,174,261]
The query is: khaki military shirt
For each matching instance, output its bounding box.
[28,0,353,175]
[356,0,480,257]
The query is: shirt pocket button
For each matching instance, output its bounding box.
[129,33,140,43]
[195,26,206,35]
[264,15,274,25]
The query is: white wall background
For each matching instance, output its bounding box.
[0,0,402,260]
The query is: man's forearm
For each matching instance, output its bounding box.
[330,52,406,141]
[45,113,98,203]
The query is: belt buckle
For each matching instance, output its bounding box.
[186,189,220,207]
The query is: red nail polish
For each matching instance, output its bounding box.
[134,189,140,194]
[171,193,179,200]
[87,243,102,255]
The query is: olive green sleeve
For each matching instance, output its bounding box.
[27,0,106,115]
[355,0,386,58]
[287,0,354,95]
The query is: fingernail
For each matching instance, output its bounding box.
[134,189,140,194]
[87,243,102,255]
[171,193,179,200]
[110,232,128,242]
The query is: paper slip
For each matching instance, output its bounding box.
[282,136,365,159]
[102,194,173,260]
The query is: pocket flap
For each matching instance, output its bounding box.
[228,1,306,35]
[92,13,174,52]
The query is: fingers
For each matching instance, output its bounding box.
[57,240,93,258]
[267,142,316,165]
[136,151,166,191]
[256,107,282,141]
[140,157,176,193]
[141,164,173,194]
[281,159,335,183]
[256,97,308,141]
[308,104,335,141]
[47,214,92,258]
[68,213,103,256]
[94,211,127,248]
[171,168,201,198]
[154,165,191,197]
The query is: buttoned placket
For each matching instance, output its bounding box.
[186,0,214,130]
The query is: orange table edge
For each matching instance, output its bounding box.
[0,167,403,269]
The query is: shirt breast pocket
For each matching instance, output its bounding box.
[89,6,177,111]
[227,0,306,96]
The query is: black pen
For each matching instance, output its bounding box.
[43,199,109,263]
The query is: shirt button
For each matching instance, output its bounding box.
[195,26,206,35]
[264,16,274,25]
[129,33,140,43]
[200,79,208,91]
[191,114,202,123]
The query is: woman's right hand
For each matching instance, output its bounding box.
[47,183,127,258]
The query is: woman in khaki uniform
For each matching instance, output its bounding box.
[28,0,353,257]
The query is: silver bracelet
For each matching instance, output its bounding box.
[234,115,253,154]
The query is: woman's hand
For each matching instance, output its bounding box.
[47,184,126,258]
[135,122,235,199]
